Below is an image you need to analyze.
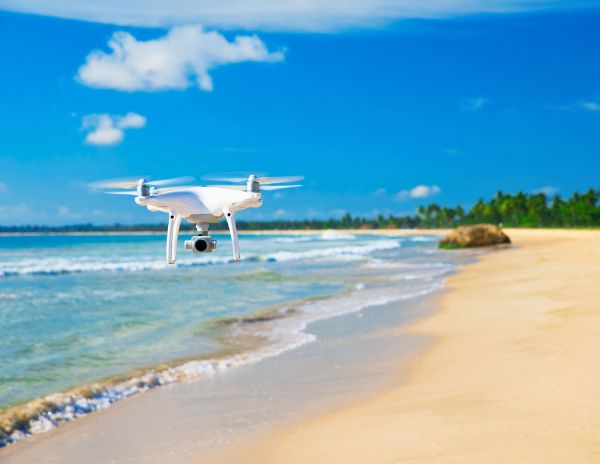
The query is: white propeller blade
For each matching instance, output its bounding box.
[206,185,247,190]
[105,191,139,195]
[91,176,194,190]
[149,176,194,186]
[258,176,304,185]
[203,176,248,183]
[152,186,193,194]
[261,185,302,190]
[202,175,303,185]
[91,177,146,189]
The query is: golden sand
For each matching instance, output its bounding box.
[224,229,600,463]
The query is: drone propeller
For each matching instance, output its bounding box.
[261,185,302,190]
[90,176,194,190]
[206,185,248,190]
[207,184,301,191]
[105,191,139,195]
[203,175,303,185]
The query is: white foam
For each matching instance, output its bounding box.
[273,236,313,243]
[264,240,400,263]
[408,235,439,242]
[0,240,401,277]
[319,230,356,241]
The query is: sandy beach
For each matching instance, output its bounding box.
[3,228,600,464]
[221,229,600,463]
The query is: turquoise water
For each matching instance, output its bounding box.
[0,232,453,412]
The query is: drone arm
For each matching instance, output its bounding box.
[223,207,240,262]
[166,213,182,264]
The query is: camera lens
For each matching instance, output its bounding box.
[194,238,208,252]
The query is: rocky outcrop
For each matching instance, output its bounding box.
[439,224,511,249]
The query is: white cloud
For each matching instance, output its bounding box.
[118,112,146,128]
[0,182,7,193]
[82,112,147,146]
[0,202,47,221]
[77,26,283,92]
[273,208,289,217]
[373,188,387,196]
[57,206,84,219]
[395,184,441,201]
[0,1,583,32]
[461,97,488,112]
[533,186,559,196]
[581,101,600,112]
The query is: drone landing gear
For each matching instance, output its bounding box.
[223,208,240,262]
[168,212,241,264]
[166,213,182,265]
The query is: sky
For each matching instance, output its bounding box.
[0,1,599,225]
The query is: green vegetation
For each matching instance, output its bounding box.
[437,242,465,249]
[1,189,600,233]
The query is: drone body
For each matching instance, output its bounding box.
[92,175,302,264]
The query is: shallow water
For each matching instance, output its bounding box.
[0,232,455,420]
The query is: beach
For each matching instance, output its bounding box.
[219,229,600,463]
[0,230,459,459]
[2,229,599,463]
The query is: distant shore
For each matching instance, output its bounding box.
[222,229,600,463]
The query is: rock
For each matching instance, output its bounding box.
[439,224,511,249]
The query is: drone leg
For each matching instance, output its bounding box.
[223,207,240,262]
[166,213,182,264]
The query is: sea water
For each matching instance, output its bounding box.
[0,231,459,444]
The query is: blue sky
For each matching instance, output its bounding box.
[0,2,599,225]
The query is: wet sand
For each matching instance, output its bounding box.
[223,229,600,463]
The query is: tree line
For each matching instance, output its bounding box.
[1,189,600,232]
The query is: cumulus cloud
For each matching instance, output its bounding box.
[396,184,441,201]
[0,182,7,193]
[581,101,600,112]
[77,26,283,92]
[82,112,147,146]
[461,97,488,112]
[0,0,585,32]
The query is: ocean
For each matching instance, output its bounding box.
[0,231,460,446]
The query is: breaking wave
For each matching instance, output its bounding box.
[0,240,400,278]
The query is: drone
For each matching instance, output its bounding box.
[91,174,303,264]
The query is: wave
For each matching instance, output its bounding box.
[0,240,401,278]
[274,231,356,243]
[407,235,439,242]
[264,240,399,263]
[0,270,442,448]
[319,230,356,241]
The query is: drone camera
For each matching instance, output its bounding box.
[184,235,217,254]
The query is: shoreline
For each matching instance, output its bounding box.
[222,229,600,463]
[2,227,599,238]
[0,229,448,237]
[0,231,453,452]
[0,260,455,463]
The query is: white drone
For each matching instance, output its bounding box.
[91,174,303,264]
